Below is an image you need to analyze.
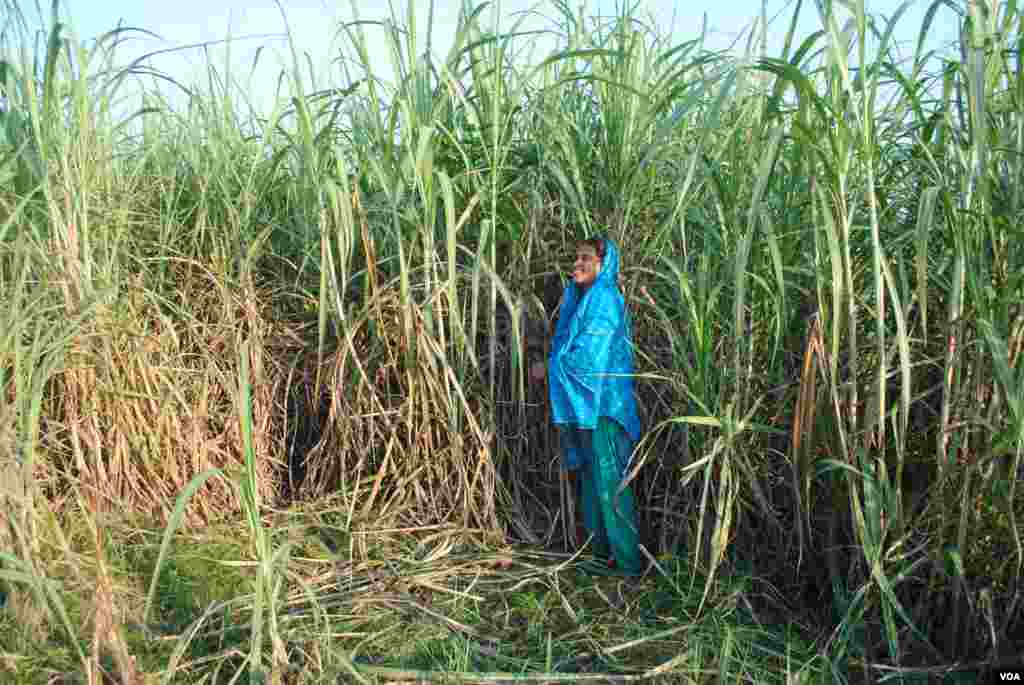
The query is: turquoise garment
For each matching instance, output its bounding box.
[579,417,643,576]
[548,238,642,575]
[548,238,641,469]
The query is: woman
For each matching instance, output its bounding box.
[533,236,642,575]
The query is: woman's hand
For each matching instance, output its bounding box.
[530,361,546,381]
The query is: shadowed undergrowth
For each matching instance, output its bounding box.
[0,499,833,684]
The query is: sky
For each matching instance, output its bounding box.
[10,0,968,116]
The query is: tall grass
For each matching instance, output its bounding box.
[1,0,1022,682]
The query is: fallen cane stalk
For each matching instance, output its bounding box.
[606,624,691,656]
[348,665,645,683]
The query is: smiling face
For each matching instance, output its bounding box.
[573,243,602,289]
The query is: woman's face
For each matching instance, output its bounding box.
[573,244,602,289]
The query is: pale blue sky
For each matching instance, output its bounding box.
[28,1,968,114]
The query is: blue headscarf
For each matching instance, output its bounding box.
[548,238,641,467]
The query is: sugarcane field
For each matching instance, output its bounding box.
[0,0,1022,683]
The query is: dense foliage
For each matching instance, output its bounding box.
[1,0,1022,681]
